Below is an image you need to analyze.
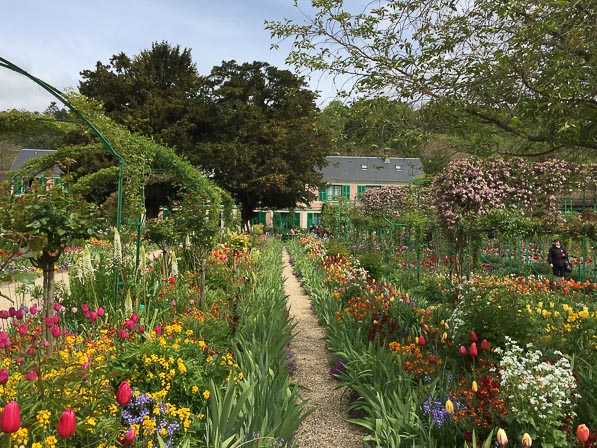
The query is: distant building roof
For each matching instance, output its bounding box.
[320,156,424,184]
[9,149,57,172]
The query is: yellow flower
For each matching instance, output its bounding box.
[203,390,211,400]
[191,385,199,394]
[445,399,454,414]
[471,381,478,392]
[497,428,508,446]
[522,432,532,447]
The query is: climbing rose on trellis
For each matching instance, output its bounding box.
[360,186,408,218]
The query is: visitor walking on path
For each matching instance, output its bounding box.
[282,250,365,448]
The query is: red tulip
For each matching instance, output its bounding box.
[481,339,489,351]
[116,381,132,406]
[0,400,21,433]
[577,424,590,443]
[57,408,76,438]
[470,331,478,342]
[469,342,478,357]
[418,335,425,346]
[0,369,9,385]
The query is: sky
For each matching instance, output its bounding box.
[0,0,340,112]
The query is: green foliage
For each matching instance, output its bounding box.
[196,60,331,225]
[323,239,350,258]
[318,98,427,158]
[267,0,596,154]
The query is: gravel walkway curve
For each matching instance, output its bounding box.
[282,250,366,448]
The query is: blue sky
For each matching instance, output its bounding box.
[0,0,339,112]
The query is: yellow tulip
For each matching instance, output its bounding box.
[445,399,454,415]
[522,433,532,447]
[496,428,508,446]
[472,380,478,392]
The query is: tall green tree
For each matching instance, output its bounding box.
[267,0,597,156]
[79,41,206,158]
[196,60,331,226]
[319,97,425,157]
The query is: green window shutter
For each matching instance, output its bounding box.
[13,176,23,195]
[259,212,266,225]
[357,185,366,199]
[293,212,301,228]
[38,177,46,186]
[274,213,282,228]
[307,213,313,228]
[342,184,350,199]
[318,189,328,201]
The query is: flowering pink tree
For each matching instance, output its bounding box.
[431,157,585,277]
[360,186,408,219]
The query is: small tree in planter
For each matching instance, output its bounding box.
[0,182,105,350]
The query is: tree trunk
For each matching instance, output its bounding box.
[39,253,58,354]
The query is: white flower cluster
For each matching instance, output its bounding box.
[493,337,578,421]
[75,245,95,282]
[113,227,122,265]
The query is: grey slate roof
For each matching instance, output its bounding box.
[10,149,57,172]
[320,156,424,184]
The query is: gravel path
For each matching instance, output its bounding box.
[282,250,366,448]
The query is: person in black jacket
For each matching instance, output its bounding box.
[547,239,569,278]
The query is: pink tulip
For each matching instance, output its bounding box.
[45,317,54,328]
[97,307,105,317]
[57,408,76,438]
[51,326,61,338]
[469,342,478,357]
[418,335,425,346]
[53,302,61,312]
[470,331,478,342]
[0,369,8,384]
[0,401,21,433]
[25,372,37,381]
[130,313,139,323]
[118,329,128,339]
[81,304,89,313]
[123,428,135,445]
[459,345,467,356]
